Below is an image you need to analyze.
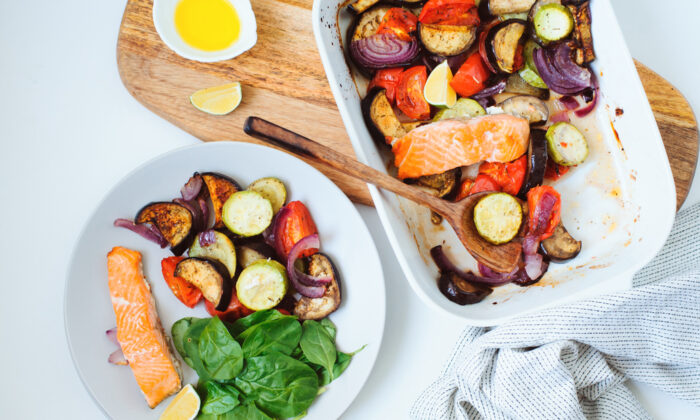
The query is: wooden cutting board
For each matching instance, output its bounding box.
[117,0,698,209]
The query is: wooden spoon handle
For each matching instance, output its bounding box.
[244,117,452,214]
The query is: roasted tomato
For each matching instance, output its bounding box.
[205,291,254,322]
[276,201,319,259]
[161,256,202,308]
[376,8,418,41]
[396,66,430,120]
[450,53,491,97]
[368,68,404,104]
[527,185,562,240]
[419,0,479,26]
[544,160,570,180]
[478,155,527,196]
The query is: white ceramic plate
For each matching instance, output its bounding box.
[313,0,676,325]
[64,142,385,419]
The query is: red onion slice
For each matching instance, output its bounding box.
[431,246,514,287]
[173,198,203,232]
[198,229,216,247]
[350,33,420,70]
[198,197,210,230]
[106,327,119,346]
[114,219,168,248]
[558,96,579,110]
[550,111,571,123]
[529,193,558,238]
[181,173,203,201]
[287,234,330,297]
[534,45,591,94]
[108,348,128,365]
[471,78,507,101]
[574,88,598,117]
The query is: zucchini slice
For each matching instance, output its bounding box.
[534,4,574,43]
[247,177,287,214]
[505,73,550,99]
[222,191,274,237]
[362,88,419,144]
[519,40,548,89]
[135,202,194,256]
[433,98,486,121]
[188,230,237,278]
[175,257,232,311]
[419,23,477,57]
[473,193,523,245]
[294,254,342,320]
[201,172,242,229]
[236,260,288,311]
[546,122,589,166]
[486,20,527,73]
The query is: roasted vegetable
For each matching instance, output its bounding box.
[449,53,491,97]
[204,292,254,323]
[485,20,527,73]
[505,72,550,99]
[294,254,342,320]
[222,191,274,237]
[568,1,595,64]
[473,192,523,244]
[528,0,561,21]
[396,65,431,120]
[414,168,462,198]
[135,202,194,256]
[201,172,241,229]
[248,177,287,214]
[419,23,477,57]
[273,201,319,260]
[481,0,537,16]
[350,5,391,42]
[362,88,419,144]
[348,0,382,14]
[189,230,237,278]
[498,95,549,125]
[161,256,202,308]
[526,185,561,241]
[419,0,480,26]
[517,128,548,199]
[540,222,581,262]
[546,122,589,166]
[433,98,486,121]
[438,271,492,305]
[237,242,276,269]
[519,40,548,89]
[236,259,288,311]
[533,3,573,43]
[174,257,232,311]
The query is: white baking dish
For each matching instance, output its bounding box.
[312,0,675,325]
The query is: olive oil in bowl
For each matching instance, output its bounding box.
[174,0,241,52]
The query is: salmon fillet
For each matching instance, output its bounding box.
[392,114,530,179]
[107,247,181,408]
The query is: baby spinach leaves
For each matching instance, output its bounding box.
[172,312,358,419]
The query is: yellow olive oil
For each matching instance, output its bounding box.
[174,0,240,52]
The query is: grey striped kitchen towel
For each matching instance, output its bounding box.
[411,202,700,420]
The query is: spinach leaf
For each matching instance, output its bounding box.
[300,320,337,378]
[242,317,302,358]
[198,317,244,381]
[318,345,366,386]
[172,317,197,368]
[228,309,290,338]
[234,351,319,418]
[201,381,241,415]
[183,318,214,382]
[320,318,336,341]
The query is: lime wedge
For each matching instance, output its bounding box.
[189,82,242,116]
[424,61,457,109]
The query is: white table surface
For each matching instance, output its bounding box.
[1,0,698,418]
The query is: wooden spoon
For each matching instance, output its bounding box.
[244,117,522,273]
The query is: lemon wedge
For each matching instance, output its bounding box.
[190,82,242,115]
[424,61,457,109]
[159,384,200,420]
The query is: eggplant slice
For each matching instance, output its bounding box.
[498,95,549,125]
[175,257,232,311]
[135,202,194,256]
[487,20,527,73]
[484,0,537,15]
[414,168,462,199]
[294,253,342,320]
[517,128,548,199]
[201,172,242,229]
[362,88,420,144]
[568,1,595,64]
[419,23,477,57]
[349,5,391,42]
[349,0,424,14]
[541,223,582,262]
[438,272,492,305]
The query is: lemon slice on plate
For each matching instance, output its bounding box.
[159,384,200,420]
[190,82,242,115]
[424,61,457,109]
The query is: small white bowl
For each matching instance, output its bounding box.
[153,0,257,63]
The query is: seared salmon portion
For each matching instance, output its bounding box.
[392,114,530,179]
[107,247,181,408]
